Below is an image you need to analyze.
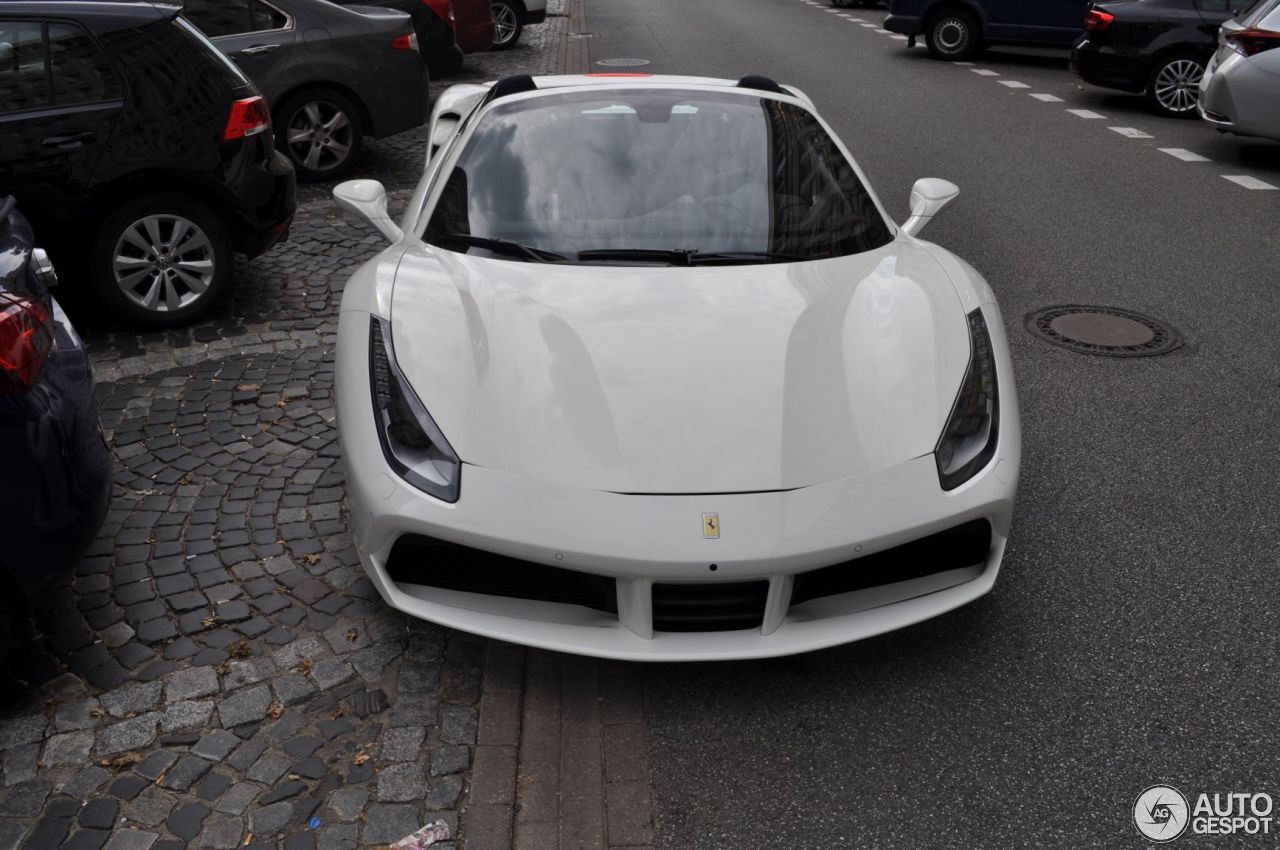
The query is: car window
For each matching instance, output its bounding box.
[254,1,290,30]
[1237,0,1278,19]
[1198,0,1255,12]
[47,23,122,106]
[184,0,258,36]
[0,22,49,112]
[424,91,893,263]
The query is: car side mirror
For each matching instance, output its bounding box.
[426,116,461,168]
[334,179,403,243]
[901,178,960,237]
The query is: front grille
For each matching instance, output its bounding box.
[651,580,769,633]
[790,519,992,606]
[385,535,618,614]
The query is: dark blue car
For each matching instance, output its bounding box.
[886,0,1088,59]
[0,197,112,646]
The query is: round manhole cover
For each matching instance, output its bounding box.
[596,57,651,67]
[1025,305,1182,357]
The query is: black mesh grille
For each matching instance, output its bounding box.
[385,535,618,614]
[790,519,992,607]
[651,581,770,633]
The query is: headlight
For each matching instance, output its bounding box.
[935,308,999,491]
[369,317,461,502]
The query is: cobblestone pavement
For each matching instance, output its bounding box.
[0,3,648,849]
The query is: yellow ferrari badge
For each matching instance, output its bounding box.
[702,513,720,539]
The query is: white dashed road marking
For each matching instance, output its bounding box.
[952,61,974,65]
[1029,93,1064,102]
[860,22,877,27]
[874,28,892,33]
[1158,148,1210,162]
[889,34,909,40]
[971,69,1000,76]
[998,81,1031,89]
[1222,175,1278,190]
[1109,126,1154,139]
[1067,109,1107,119]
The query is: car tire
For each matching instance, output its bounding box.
[90,194,232,328]
[491,0,524,49]
[276,88,365,182]
[1145,54,1205,118]
[925,8,980,61]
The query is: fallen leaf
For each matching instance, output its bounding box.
[354,753,370,765]
[299,553,322,566]
[99,752,144,771]
[266,700,285,720]
[345,628,358,641]
[330,708,345,719]
[215,661,231,676]
[287,773,301,781]
[201,615,219,629]
[88,707,106,719]
[229,639,252,659]
[296,659,314,675]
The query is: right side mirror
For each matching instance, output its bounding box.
[901,178,960,237]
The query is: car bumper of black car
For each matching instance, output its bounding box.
[1070,39,1146,93]
[233,149,297,259]
[884,14,922,35]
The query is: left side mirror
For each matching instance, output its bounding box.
[901,178,959,237]
[334,179,403,243]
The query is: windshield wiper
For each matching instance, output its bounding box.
[437,232,570,263]
[574,248,814,266]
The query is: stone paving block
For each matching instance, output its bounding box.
[59,766,112,799]
[53,698,101,732]
[471,745,517,807]
[272,673,317,706]
[79,798,119,830]
[213,782,261,815]
[2,744,36,787]
[0,715,47,750]
[477,689,521,747]
[159,755,212,791]
[316,823,357,850]
[560,736,604,801]
[166,801,211,840]
[160,700,214,733]
[325,787,368,822]
[376,763,426,802]
[192,729,240,761]
[466,803,514,850]
[222,657,277,691]
[361,804,419,844]
[602,723,648,784]
[246,752,292,785]
[216,685,271,728]
[605,780,654,847]
[97,713,160,756]
[559,794,605,850]
[101,681,163,718]
[164,666,220,702]
[198,813,244,849]
[134,750,178,782]
[424,774,464,809]
[102,829,158,850]
[248,800,292,837]
[122,787,175,827]
[379,726,425,762]
[440,705,478,745]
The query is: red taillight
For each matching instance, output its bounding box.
[1085,9,1115,30]
[391,32,419,51]
[0,293,53,395]
[1226,27,1280,56]
[223,96,270,141]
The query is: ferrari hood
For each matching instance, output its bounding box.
[389,240,970,493]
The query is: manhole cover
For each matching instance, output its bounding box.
[596,58,651,67]
[1025,305,1182,357]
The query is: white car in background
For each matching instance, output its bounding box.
[491,0,545,48]
[1199,0,1280,141]
[332,73,1021,661]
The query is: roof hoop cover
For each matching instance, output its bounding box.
[736,74,785,94]
[489,74,538,101]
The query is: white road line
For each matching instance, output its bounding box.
[1109,126,1154,139]
[1067,108,1107,119]
[998,80,1031,88]
[1158,148,1210,163]
[970,68,1000,76]
[1222,175,1278,190]
[952,61,975,65]
[1029,93,1064,102]
[845,16,865,21]
[874,28,892,33]
[889,34,909,40]
[860,22,877,27]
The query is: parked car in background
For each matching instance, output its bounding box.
[0,197,112,648]
[1072,0,1253,117]
[0,2,295,327]
[452,0,496,53]
[183,0,430,181]
[886,0,1088,59]
[491,0,547,49]
[1200,0,1280,139]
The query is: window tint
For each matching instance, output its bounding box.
[184,0,256,36]
[425,92,892,264]
[0,22,50,112]
[1238,0,1278,19]
[254,1,289,30]
[47,23,121,106]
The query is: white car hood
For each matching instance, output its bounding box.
[389,240,970,493]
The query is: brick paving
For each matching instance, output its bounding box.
[0,2,657,848]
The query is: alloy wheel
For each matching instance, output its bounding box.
[492,2,519,46]
[286,101,355,173]
[111,215,215,313]
[1154,59,1203,114]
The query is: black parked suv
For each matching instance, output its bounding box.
[0,2,296,327]
[1071,0,1254,117]
[886,0,1088,60]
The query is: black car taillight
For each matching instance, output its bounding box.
[1085,9,1114,30]
[0,292,54,395]
[223,95,271,140]
[1225,27,1280,56]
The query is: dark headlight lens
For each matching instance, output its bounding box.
[369,317,460,502]
[935,308,999,491]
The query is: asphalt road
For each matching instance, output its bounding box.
[581,1,1280,847]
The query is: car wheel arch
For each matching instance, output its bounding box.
[923,0,986,30]
[272,82,377,141]
[1144,44,1212,84]
[495,0,528,22]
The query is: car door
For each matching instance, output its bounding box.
[977,0,1025,39]
[1020,0,1089,43]
[0,19,123,235]
[182,0,296,103]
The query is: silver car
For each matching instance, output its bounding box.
[1199,0,1280,141]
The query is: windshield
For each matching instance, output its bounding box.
[423,90,893,264]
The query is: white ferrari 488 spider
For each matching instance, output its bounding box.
[333,73,1020,660]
